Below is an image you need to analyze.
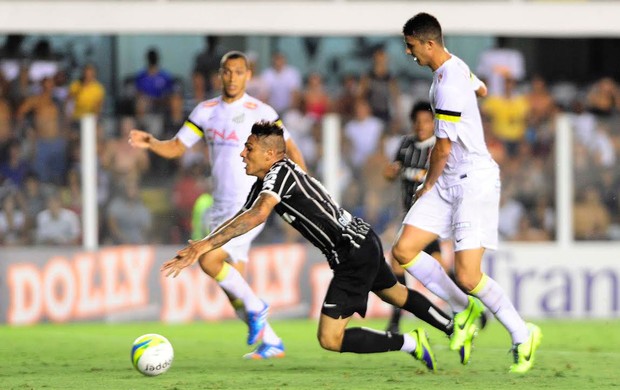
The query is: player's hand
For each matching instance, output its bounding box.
[128,129,151,149]
[161,240,210,278]
[412,183,432,204]
[383,162,401,180]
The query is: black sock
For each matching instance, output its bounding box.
[340,327,404,353]
[401,289,453,336]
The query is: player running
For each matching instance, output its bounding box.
[129,51,306,359]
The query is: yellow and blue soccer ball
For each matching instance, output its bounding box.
[130,333,174,376]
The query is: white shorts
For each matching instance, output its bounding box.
[205,203,265,263]
[402,167,500,252]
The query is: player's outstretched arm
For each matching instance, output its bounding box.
[128,129,187,159]
[161,193,278,277]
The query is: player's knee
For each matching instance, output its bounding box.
[391,242,419,266]
[454,271,478,292]
[317,330,342,352]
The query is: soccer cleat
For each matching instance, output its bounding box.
[450,296,483,364]
[409,328,437,371]
[243,341,285,360]
[510,323,543,374]
[246,302,269,345]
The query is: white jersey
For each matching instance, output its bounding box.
[176,93,291,207]
[429,55,497,187]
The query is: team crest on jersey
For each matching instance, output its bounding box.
[232,113,245,123]
[243,102,258,109]
[202,100,218,107]
[437,73,443,82]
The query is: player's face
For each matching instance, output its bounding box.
[220,58,251,100]
[404,36,429,67]
[413,110,435,141]
[240,135,269,178]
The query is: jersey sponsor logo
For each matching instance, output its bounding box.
[209,128,240,142]
[243,102,258,109]
[262,165,282,192]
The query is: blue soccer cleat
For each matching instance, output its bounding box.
[243,341,286,360]
[246,301,269,345]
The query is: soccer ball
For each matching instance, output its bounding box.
[130,333,174,376]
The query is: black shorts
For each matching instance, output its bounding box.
[321,230,397,319]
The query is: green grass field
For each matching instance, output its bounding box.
[1,318,618,390]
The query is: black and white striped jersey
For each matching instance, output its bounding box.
[394,134,435,210]
[243,158,370,267]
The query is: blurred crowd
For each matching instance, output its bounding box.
[1,35,619,247]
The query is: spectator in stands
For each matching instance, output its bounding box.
[0,34,25,83]
[261,51,302,115]
[193,36,224,98]
[60,168,82,216]
[22,172,48,229]
[0,81,13,165]
[335,73,359,124]
[482,77,529,156]
[106,179,152,245]
[245,51,269,103]
[0,140,31,189]
[102,116,150,185]
[302,72,331,121]
[7,63,31,112]
[16,76,67,185]
[172,163,208,239]
[35,192,80,245]
[512,214,551,242]
[476,38,525,97]
[29,39,60,85]
[134,47,174,113]
[0,191,27,246]
[358,45,401,124]
[586,77,620,117]
[344,98,384,172]
[526,75,556,131]
[573,185,610,241]
[498,183,525,241]
[68,63,105,124]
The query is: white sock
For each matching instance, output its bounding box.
[471,274,529,344]
[403,251,469,312]
[215,263,263,312]
[231,297,281,345]
[400,332,417,353]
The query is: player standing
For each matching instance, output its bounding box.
[129,51,306,359]
[392,12,541,372]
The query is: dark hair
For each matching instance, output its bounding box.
[410,101,433,122]
[220,50,249,68]
[402,12,443,45]
[147,48,159,66]
[251,121,286,155]
[251,120,284,138]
